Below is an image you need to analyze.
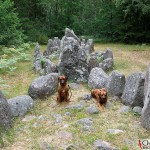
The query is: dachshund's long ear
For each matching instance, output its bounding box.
[65,76,68,81]
[101,88,106,92]
[91,90,94,98]
[58,76,60,81]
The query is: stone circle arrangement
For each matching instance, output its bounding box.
[0,28,150,145]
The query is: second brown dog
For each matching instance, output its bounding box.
[91,88,108,111]
[57,75,70,103]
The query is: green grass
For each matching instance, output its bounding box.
[1,43,150,149]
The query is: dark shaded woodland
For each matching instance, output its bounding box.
[0,0,150,45]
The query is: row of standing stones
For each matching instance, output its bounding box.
[0,28,150,136]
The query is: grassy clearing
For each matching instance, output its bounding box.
[0,43,150,150]
[95,43,150,76]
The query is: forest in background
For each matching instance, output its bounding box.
[0,0,150,45]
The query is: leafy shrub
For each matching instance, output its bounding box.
[37,56,46,68]
[0,77,10,89]
[18,53,31,61]
[20,43,30,50]
[0,44,31,73]
[37,34,49,44]
[97,55,103,63]
[0,57,18,73]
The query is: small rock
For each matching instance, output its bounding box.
[40,142,54,150]
[94,139,118,150]
[105,101,113,109]
[38,115,45,121]
[86,105,99,114]
[33,122,40,128]
[111,96,121,101]
[133,106,142,114]
[124,139,134,146]
[65,112,72,116]
[22,115,36,122]
[52,114,62,123]
[82,94,92,101]
[82,125,94,132]
[62,124,70,129]
[69,83,81,89]
[57,131,72,140]
[107,129,124,134]
[119,106,130,113]
[66,103,84,110]
[65,144,79,150]
[76,118,93,126]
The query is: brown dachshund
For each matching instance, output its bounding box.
[91,88,108,111]
[57,75,71,103]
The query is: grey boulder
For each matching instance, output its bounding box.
[43,59,57,75]
[99,58,114,71]
[8,95,34,117]
[86,105,99,114]
[28,73,58,99]
[0,91,12,129]
[85,39,94,54]
[65,28,80,42]
[107,71,125,96]
[141,64,150,129]
[121,72,145,107]
[94,139,118,150]
[88,67,109,89]
[103,48,113,60]
[88,54,99,73]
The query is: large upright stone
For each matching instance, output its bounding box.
[47,37,61,54]
[88,53,99,73]
[107,71,125,96]
[47,39,54,54]
[99,58,114,71]
[88,67,109,89]
[33,43,42,72]
[85,39,94,54]
[103,48,113,60]
[60,36,79,51]
[58,36,88,82]
[0,91,12,130]
[34,60,42,72]
[65,28,80,42]
[28,73,58,99]
[43,59,57,75]
[141,64,150,129]
[53,37,60,48]
[34,43,41,62]
[121,72,145,107]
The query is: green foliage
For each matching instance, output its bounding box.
[20,43,30,50]
[0,77,10,89]
[37,34,49,44]
[0,0,24,45]
[115,0,150,43]
[1,0,150,44]
[121,146,130,150]
[97,55,103,63]
[0,57,18,73]
[0,44,31,73]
